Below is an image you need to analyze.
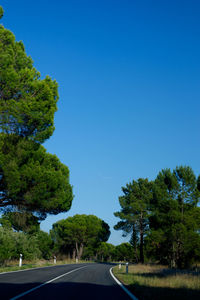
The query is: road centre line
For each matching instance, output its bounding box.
[10,265,88,300]
[109,267,138,300]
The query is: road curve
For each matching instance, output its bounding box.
[0,263,131,299]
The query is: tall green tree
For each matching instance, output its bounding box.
[148,166,200,268]
[114,178,152,263]
[0,7,73,220]
[0,134,73,219]
[0,7,58,143]
[51,214,110,259]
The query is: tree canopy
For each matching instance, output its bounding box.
[0,134,73,219]
[0,10,58,143]
[51,214,110,259]
[0,6,73,220]
[115,243,134,262]
[0,6,3,19]
[115,166,200,268]
[0,211,40,233]
[147,166,200,268]
[114,178,152,263]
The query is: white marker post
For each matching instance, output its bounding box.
[76,257,78,263]
[126,262,129,274]
[119,263,121,269]
[19,254,22,267]
[54,256,56,264]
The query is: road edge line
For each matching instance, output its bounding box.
[109,267,138,300]
[0,264,61,276]
[10,265,88,300]
[0,263,88,276]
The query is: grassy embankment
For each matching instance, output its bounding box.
[113,264,200,300]
[0,259,93,273]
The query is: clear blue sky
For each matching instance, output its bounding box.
[1,0,200,245]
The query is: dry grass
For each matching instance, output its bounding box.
[113,264,200,300]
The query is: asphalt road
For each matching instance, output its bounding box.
[0,263,132,300]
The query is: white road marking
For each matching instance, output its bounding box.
[0,264,69,276]
[110,267,138,300]
[10,265,88,300]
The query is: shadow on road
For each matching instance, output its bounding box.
[0,280,128,300]
[1,277,199,300]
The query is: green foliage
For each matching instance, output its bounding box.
[0,211,40,233]
[0,134,73,219]
[146,166,200,268]
[14,232,41,260]
[35,231,53,259]
[0,6,3,19]
[0,16,58,143]
[114,178,152,263]
[114,243,134,261]
[115,166,200,268]
[0,227,15,263]
[197,175,200,191]
[0,226,53,263]
[51,214,110,259]
[0,7,74,263]
[0,7,73,221]
[95,242,115,261]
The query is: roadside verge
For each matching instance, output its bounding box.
[110,267,138,300]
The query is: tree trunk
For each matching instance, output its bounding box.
[171,242,176,268]
[75,242,84,260]
[135,243,138,263]
[79,243,84,259]
[132,224,138,263]
[75,241,79,259]
[139,214,144,263]
[72,248,76,260]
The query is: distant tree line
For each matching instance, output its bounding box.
[114,166,200,268]
[0,213,133,264]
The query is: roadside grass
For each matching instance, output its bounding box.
[113,264,200,300]
[0,259,93,273]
